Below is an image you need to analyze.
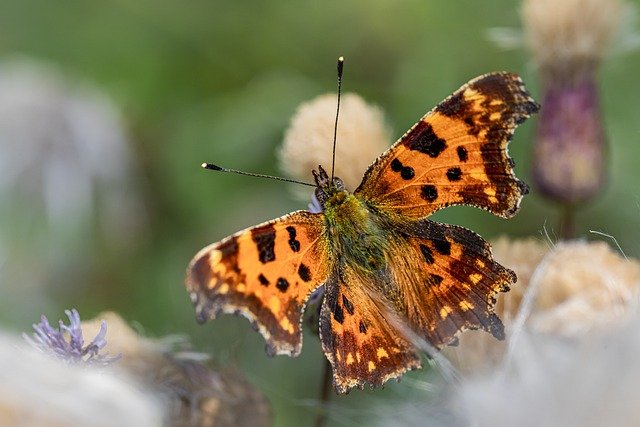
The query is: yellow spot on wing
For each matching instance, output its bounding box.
[210,250,222,265]
[346,352,354,365]
[268,296,281,314]
[484,187,498,203]
[469,273,483,284]
[476,259,485,268]
[459,300,475,311]
[440,306,452,319]
[368,361,376,372]
[279,317,294,334]
[218,283,229,294]
[376,348,389,359]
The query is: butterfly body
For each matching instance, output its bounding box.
[187,72,540,393]
[319,182,390,274]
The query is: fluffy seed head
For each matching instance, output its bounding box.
[279,93,391,193]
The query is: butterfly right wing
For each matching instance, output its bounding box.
[355,72,538,219]
[186,210,333,357]
[319,270,421,394]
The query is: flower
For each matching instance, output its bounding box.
[24,309,120,365]
[81,311,272,427]
[523,0,624,209]
[489,0,639,236]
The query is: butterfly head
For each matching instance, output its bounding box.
[312,165,346,211]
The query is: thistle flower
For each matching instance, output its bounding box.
[24,309,120,365]
[0,331,162,427]
[523,0,624,209]
[279,92,391,193]
[82,312,272,427]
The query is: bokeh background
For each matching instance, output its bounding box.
[1,0,639,425]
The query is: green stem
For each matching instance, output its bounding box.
[314,358,332,427]
[559,205,576,239]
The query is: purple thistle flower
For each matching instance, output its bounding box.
[24,309,120,365]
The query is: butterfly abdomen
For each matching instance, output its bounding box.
[323,190,389,273]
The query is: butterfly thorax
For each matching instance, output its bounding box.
[313,166,388,274]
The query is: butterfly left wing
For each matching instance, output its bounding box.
[355,72,539,219]
[389,219,513,348]
[186,210,332,357]
[318,219,512,393]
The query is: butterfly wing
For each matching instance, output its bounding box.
[319,270,421,394]
[319,219,511,393]
[186,210,332,357]
[388,219,513,348]
[355,72,539,219]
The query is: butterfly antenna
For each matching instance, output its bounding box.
[201,163,316,187]
[330,56,344,181]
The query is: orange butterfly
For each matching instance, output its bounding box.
[186,70,539,393]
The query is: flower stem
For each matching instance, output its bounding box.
[559,205,576,239]
[314,358,332,427]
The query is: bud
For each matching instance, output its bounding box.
[532,71,606,203]
[522,0,623,204]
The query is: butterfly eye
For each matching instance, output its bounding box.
[332,177,345,191]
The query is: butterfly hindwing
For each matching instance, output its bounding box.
[319,271,421,393]
[387,219,513,348]
[186,210,332,356]
[355,72,539,219]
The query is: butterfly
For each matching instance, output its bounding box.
[186,71,539,394]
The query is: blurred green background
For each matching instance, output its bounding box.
[1,0,639,425]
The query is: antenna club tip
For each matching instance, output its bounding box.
[202,163,223,171]
[337,56,344,76]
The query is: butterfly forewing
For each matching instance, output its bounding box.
[355,72,539,219]
[186,210,332,356]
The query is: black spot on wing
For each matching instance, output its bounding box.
[457,146,468,162]
[421,185,438,202]
[420,244,435,264]
[342,295,355,315]
[401,167,415,180]
[286,226,301,252]
[428,274,444,286]
[333,302,344,324]
[298,263,311,282]
[446,167,462,181]
[390,158,414,180]
[276,277,289,293]
[432,238,451,255]
[359,321,367,334]
[252,225,276,263]
[258,273,270,286]
[405,121,447,158]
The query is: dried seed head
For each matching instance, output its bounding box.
[279,93,391,193]
[523,0,622,79]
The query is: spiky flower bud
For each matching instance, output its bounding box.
[522,0,622,205]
